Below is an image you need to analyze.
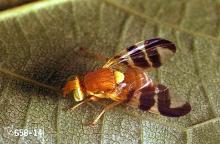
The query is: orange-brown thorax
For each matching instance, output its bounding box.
[83,68,116,93]
[82,67,152,101]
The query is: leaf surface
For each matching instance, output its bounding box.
[0,0,220,143]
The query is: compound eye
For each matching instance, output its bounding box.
[73,88,84,101]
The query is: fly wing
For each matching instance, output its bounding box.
[126,84,191,117]
[103,38,176,70]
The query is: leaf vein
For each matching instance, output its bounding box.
[191,40,216,117]
[105,0,220,43]
[187,117,220,129]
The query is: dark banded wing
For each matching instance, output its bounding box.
[103,38,176,70]
[126,84,191,117]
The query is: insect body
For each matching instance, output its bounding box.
[62,38,191,125]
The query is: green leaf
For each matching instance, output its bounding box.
[0,0,220,143]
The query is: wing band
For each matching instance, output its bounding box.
[130,50,150,68]
[139,87,156,111]
[157,84,191,117]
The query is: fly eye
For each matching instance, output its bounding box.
[73,88,84,101]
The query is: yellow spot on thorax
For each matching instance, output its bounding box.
[114,70,124,84]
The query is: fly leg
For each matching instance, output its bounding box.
[89,101,123,125]
[64,96,99,111]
